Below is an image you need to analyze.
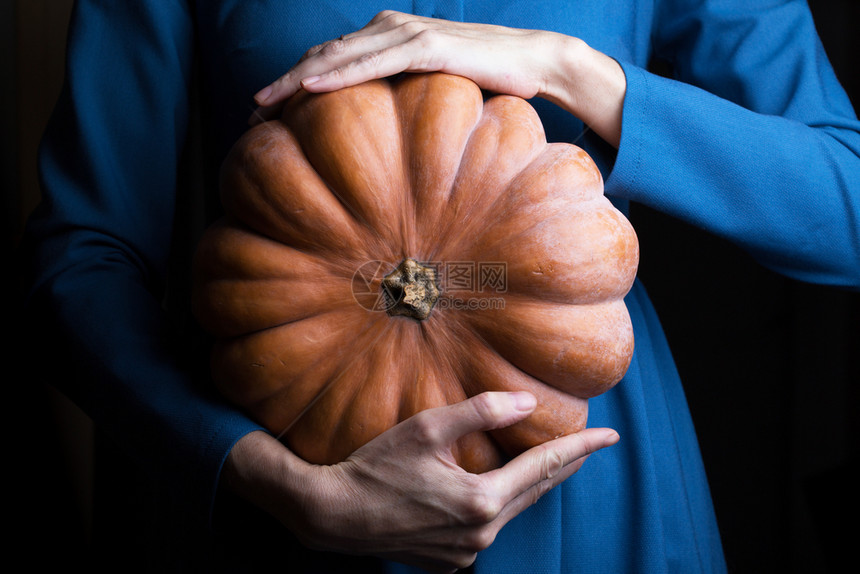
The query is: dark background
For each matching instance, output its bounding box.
[3,1,858,572]
[631,1,860,571]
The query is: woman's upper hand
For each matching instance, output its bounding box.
[222,391,620,573]
[249,10,626,147]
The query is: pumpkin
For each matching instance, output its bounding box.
[192,72,638,473]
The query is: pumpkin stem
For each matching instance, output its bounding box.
[382,259,440,320]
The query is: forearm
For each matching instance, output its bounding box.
[20,246,262,521]
[606,61,860,288]
[221,431,310,532]
[611,0,860,288]
[19,0,265,523]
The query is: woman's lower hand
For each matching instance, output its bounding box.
[223,391,619,573]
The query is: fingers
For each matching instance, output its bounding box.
[291,11,439,88]
[434,426,618,567]
[487,427,620,525]
[248,35,395,125]
[407,393,619,529]
[297,38,431,94]
[248,11,447,125]
[299,393,617,570]
[506,427,619,489]
[250,15,395,104]
[440,428,618,555]
[406,391,538,450]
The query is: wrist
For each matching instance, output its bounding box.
[540,35,626,148]
[221,431,310,527]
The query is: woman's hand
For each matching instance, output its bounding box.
[223,391,620,573]
[249,11,626,147]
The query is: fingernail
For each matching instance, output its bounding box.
[512,391,536,412]
[301,75,321,88]
[254,85,273,105]
[605,430,621,445]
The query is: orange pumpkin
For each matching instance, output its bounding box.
[192,72,638,473]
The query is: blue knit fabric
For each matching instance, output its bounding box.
[21,1,859,572]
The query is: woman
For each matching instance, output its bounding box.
[21,1,860,573]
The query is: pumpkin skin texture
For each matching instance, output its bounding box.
[192,73,639,474]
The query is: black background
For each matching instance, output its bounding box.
[631,1,860,571]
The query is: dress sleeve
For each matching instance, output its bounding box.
[19,0,263,524]
[605,0,860,289]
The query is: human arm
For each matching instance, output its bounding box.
[249,4,860,289]
[222,391,620,574]
[605,0,860,288]
[19,0,263,520]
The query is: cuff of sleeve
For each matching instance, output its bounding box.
[604,60,650,202]
[201,414,267,529]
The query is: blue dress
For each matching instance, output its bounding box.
[20,1,860,572]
